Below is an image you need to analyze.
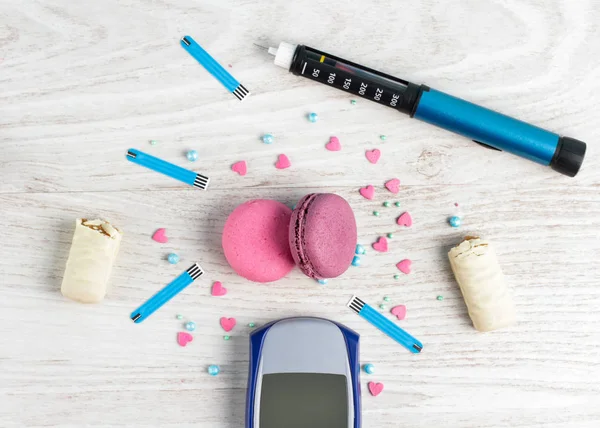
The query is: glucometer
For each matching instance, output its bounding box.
[246,317,361,428]
[259,42,587,177]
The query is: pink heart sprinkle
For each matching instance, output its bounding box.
[385,178,400,194]
[368,382,384,397]
[390,305,407,320]
[372,237,388,252]
[365,149,381,164]
[396,259,412,274]
[325,136,341,151]
[152,228,168,244]
[397,212,412,227]
[211,281,227,296]
[359,185,375,200]
[177,332,193,347]
[275,154,291,169]
[220,317,236,332]
[231,160,247,176]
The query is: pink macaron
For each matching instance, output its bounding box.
[289,193,357,279]
[222,199,295,283]
[222,194,357,282]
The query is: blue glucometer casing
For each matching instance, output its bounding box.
[245,317,361,428]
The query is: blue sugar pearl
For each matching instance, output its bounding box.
[262,133,274,144]
[351,256,361,267]
[317,279,328,285]
[207,365,220,376]
[185,321,196,332]
[448,216,462,228]
[364,363,375,374]
[308,112,318,123]
[186,150,199,162]
[355,244,365,255]
[167,253,180,264]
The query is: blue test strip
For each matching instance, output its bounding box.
[131,263,204,323]
[126,149,209,190]
[347,295,423,354]
[180,35,250,101]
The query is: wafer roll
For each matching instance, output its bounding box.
[448,237,516,332]
[61,219,122,303]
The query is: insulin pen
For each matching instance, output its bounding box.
[260,42,587,177]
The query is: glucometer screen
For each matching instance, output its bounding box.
[259,373,348,428]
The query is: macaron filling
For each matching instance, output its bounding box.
[292,193,320,278]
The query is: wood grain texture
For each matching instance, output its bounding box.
[1,0,599,427]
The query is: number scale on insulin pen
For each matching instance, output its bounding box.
[257,42,587,177]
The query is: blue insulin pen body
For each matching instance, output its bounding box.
[265,42,586,177]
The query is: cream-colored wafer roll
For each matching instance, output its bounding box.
[61,219,122,303]
[448,237,515,332]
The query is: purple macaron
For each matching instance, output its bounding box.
[289,193,357,279]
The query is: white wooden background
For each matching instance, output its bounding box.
[1,0,599,427]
